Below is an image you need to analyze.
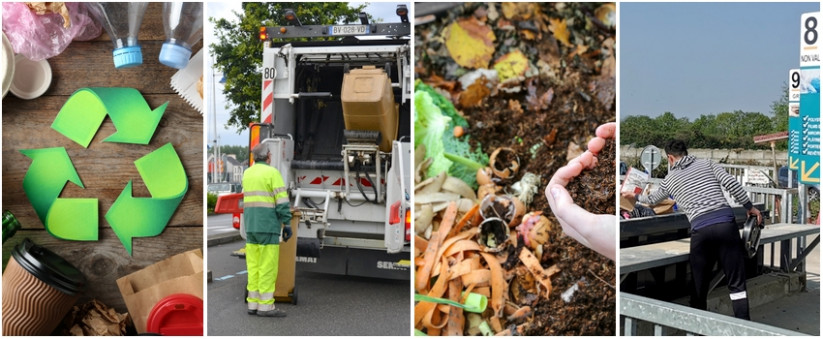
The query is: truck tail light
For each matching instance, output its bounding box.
[389,201,401,224]
[232,212,241,229]
[404,208,411,242]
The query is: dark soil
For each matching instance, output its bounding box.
[569,140,617,215]
[530,140,616,336]
[416,2,616,336]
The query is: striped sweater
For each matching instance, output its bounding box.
[636,155,753,230]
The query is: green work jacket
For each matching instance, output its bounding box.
[242,163,292,245]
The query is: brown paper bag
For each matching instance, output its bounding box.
[116,249,203,333]
[652,198,676,215]
[620,196,635,211]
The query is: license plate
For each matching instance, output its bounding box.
[330,25,369,36]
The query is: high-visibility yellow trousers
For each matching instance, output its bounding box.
[246,243,279,312]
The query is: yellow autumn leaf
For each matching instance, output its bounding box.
[493,50,529,83]
[446,18,496,69]
[595,3,616,28]
[549,18,571,46]
[574,44,588,56]
[501,2,518,20]
[501,2,535,20]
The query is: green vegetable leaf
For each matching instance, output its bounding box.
[415,82,489,189]
[414,88,452,179]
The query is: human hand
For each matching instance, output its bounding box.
[282,226,293,242]
[545,152,616,261]
[747,207,762,226]
[544,122,617,261]
[587,122,616,156]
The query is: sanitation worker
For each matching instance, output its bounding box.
[621,139,761,320]
[243,144,293,317]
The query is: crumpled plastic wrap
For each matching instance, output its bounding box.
[55,300,132,336]
[2,2,101,61]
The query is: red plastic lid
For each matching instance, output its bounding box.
[146,293,203,336]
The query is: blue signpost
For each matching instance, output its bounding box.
[788,69,801,171]
[798,12,820,185]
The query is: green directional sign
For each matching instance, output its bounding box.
[21,87,187,256]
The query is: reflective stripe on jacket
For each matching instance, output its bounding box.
[242,163,292,244]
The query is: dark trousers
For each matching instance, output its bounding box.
[690,221,750,320]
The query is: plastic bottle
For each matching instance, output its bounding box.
[2,210,21,243]
[87,2,149,69]
[159,2,203,69]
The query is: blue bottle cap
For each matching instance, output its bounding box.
[159,43,192,69]
[112,46,143,69]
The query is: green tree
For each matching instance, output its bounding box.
[620,115,655,147]
[211,3,370,132]
[770,83,790,150]
[220,145,249,162]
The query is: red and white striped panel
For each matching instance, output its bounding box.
[261,79,273,123]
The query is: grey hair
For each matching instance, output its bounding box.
[252,144,269,162]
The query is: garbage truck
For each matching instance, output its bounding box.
[235,5,412,280]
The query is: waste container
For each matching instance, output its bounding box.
[237,211,299,305]
[273,211,298,304]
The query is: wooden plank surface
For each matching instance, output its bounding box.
[2,2,203,313]
[2,229,202,312]
[620,224,820,274]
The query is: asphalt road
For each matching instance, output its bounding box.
[207,238,411,336]
[208,214,238,240]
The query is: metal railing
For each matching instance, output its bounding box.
[742,186,797,224]
[719,163,777,185]
[620,293,808,336]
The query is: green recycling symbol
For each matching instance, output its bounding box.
[21,88,188,255]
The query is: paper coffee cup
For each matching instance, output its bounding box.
[2,239,86,335]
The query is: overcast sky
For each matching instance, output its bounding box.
[205,2,409,147]
[620,2,820,121]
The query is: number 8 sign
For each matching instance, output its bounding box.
[800,12,819,68]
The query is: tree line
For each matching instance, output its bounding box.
[621,85,790,150]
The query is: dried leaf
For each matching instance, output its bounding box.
[508,99,523,115]
[566,141,584,161]
[426,74,458,93]
[500,2,536,20]
[592,38,616,110]
[524,79,554,112]
[459,77,490,108]
[446,18,496,69]
[574,44,589,57]
[595,3,616,29]
[549,18,571,46]
[493,50,529,83]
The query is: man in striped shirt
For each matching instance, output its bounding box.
[621,140,761,320]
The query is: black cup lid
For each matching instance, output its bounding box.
[12,238,86,296]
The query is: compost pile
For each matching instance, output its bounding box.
[414,3,615,336]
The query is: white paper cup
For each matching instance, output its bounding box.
[10,54,51,100]
[2,33,14,98]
